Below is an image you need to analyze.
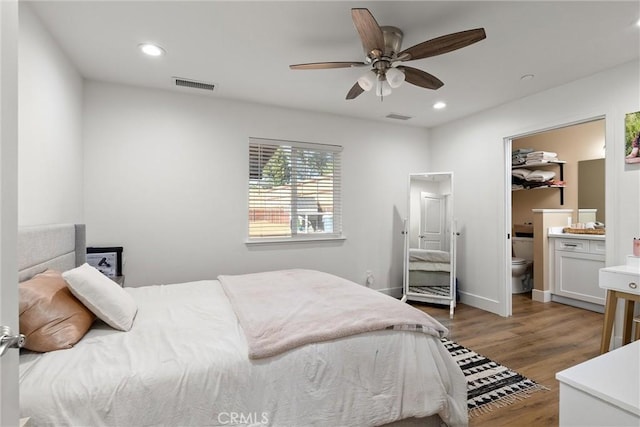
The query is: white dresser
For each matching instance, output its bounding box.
[599,256,640,353]
[556,340,640,427]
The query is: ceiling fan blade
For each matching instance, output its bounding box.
[398,28,486,61]
[351,8,384,59]
[398,66,444,90]
[290,61,367,70]
[346,82,365,100]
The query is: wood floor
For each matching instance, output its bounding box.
[411,293,604,427]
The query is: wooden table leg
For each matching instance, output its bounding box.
[600,290,618,354]
[623,299,635,345]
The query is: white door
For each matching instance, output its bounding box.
[0,1,20,425]
[419,192,444,250]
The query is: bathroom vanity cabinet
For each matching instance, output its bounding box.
[549,233,606,312]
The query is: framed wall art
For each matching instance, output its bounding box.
[86,246,123,277]
[625,111,640,164]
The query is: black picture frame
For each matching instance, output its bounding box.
[86,246,123,277]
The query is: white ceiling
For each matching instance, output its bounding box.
[28,1,640,128]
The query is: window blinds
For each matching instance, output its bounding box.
[249,138,342,240]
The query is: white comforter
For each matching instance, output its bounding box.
[20,280,467,427]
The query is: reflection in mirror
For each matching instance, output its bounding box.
[403,172,457,317]
[578,158,605,223]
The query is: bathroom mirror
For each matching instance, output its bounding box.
[402,172,457,317]
[578,158,605,223]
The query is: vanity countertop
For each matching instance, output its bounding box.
[548,232,605,241]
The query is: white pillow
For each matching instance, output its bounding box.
[62,263,137,331]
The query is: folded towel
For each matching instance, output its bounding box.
[512,154,527,165]
[525,153,557,164]
[512,148,534,156]
[512,168,533,179]
[526,151,557,158]
[524,181,552,188]
[525,170,556,182]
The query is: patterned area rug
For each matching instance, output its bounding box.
[408,286,450,297]
[441,338,549,417]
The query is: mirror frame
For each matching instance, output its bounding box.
[402,172,457,317]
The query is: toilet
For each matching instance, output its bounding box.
[511,237,533,293]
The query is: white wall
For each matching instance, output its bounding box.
[428,60,640,316]
[83,81,430,291]
[18,4,84,226]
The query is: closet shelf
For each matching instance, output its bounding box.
[512,159,566,204]
[512,160,566,169]
[512,184,566,192]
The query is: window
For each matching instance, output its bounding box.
[248,138,342,241]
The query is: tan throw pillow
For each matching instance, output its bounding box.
[19,269,95,352]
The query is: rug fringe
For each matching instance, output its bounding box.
[468,384,550,418]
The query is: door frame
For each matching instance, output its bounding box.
[502,113,609,317]
[0,0,20,425]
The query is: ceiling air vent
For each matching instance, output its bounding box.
[172,77,216,92]
[385,113,412,121]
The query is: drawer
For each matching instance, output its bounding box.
[556,239,589,253]
[589,240,606,255]
[599,270,640,295]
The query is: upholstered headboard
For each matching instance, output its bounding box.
[17,224,86,282]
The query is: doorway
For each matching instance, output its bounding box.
[505,116,606,315]
[420,192,445,250]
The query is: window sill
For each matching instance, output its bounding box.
[245,235,346,246]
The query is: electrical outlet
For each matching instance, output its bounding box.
[365,270,374,287]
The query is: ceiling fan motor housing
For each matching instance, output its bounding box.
[368,26,404,78]
[380,26,403,59]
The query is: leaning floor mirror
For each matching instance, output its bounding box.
[401,172,457,318]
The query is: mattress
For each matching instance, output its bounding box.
[20,280,467,427]
[409,249,450,263]
[409,270,451,287]
[409,261,451,272]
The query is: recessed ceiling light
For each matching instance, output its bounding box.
[138,43,165,57]
[636,18,640,27]
[433,101,446,110]
[520,74,534,81]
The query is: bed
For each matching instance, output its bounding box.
[18,224,467,427]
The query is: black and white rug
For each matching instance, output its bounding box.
[408,286,450,297]
[441,338,548,417]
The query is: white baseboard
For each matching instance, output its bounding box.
[378,286,403,299]
[532,289,552,303]
[458,291,502,316]
[550,294,604,313]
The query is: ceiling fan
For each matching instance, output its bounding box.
[289,8,486,100]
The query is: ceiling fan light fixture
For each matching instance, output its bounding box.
[386,67,405,88]
[376,79,392,97]
[357,71,377,91]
